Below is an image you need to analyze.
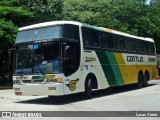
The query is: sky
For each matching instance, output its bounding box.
[146,0,152,4]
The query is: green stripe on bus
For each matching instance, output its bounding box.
[106,52,124,86]
[96,51,117,86]
[82,23,103,31]
[96,51,124,86]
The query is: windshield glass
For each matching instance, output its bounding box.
[14,42,62,74]
[15,45,33,74]
[33,42,61,74]
[14,24,80,75]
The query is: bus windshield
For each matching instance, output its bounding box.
[14,41,62,74]
[14,24,80,75]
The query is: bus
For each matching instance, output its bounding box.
[13,21,157,98]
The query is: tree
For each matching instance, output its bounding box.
[63,0,160,53]
[19,0,64,23]
[0,0,33,84]
[0,0,33,51]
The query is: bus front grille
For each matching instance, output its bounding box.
[22,80,44,83]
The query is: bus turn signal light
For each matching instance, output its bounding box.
[56,78,62,83]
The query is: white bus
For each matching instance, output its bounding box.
[13,21,157,98]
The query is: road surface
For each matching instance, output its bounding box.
[0,80,160,120]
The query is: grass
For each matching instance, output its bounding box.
[0,86,13,90]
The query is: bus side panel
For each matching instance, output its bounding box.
[96,51,125,87]
[83,51,110,89]
[63,50,110,95]
[121,53,157,83]
[114,53,134,84]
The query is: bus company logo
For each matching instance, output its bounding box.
[16,76,28,80]
[127,56,144,62]
[1,112,42,118]
[85,57,96,62]
[2,112,11,118]
[66,79,79,91]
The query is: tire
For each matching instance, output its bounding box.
[85,78,92,99]
[143,73,149,87]
[137,73,143,88]
[48,96,55,99]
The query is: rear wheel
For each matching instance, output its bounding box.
[137,73,143,88]
[143,73,149,87]
[85,78,92,99]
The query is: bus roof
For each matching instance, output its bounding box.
[82,24,154,42]
[18,20,154,42]
[19,21,82,31]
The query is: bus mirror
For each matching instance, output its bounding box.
[64,45,70,58]
[65,45,70,51]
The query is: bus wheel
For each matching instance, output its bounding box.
[137,73,143,88]
[85,78,92,99]
[143,73,149,87]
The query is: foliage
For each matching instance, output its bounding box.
[0,0,160,84]
[19,0,64,23]
[0,0,33,51]
[63,0,160,53]
[0,0,33,84]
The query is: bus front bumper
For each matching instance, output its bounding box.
[13,83,64,96]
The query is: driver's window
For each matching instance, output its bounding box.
[63,42,80,76]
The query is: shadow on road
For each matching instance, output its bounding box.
[16,83,157,105]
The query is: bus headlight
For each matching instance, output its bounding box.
[56,78,62,83]
[13,80,21,84]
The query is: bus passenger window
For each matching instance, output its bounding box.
[143,41,148,53]
[136,40,144,53]
[101,33,113,49]
[126,39,135,52]
[82,28,91,47]
[114,36,125,51]
[147,42,155,54]
[91,31,99,47]
[82,27,99,48]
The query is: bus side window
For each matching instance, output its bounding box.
[82,27,99,48]
[82,28,91,47]
[147,42,155,54]
[63,24,80,41]
[101,32,113,49]
[136,40,143,53]
[114,36,125,51]
[126,38,135,52]
[144,41,148,53]
[91,31,99,47]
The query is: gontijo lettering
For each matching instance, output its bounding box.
[127,56,143,62]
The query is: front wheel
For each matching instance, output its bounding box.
[85,79,92,99]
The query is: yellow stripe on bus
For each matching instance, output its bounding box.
[114,53,141,84]
[103,28,112,33]
[114,53,157,85]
